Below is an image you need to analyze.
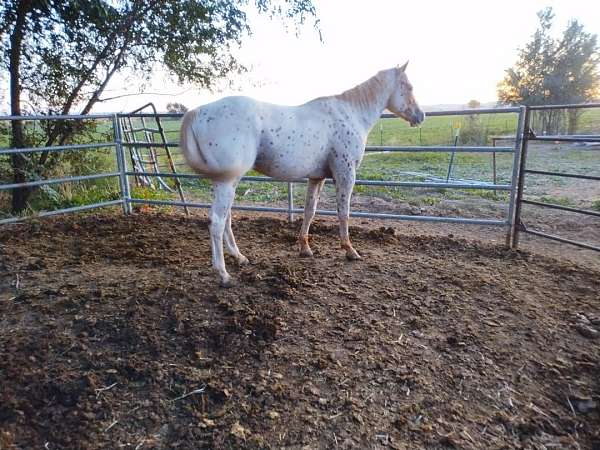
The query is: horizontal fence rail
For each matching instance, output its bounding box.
[118,107,522,119]
[0,200,124,225]
[529,135,600,143]
[0,172,120,191]
[527,103,600,111]
[524,169,600,181]
[365,145,514,153]
[122,141,516,153]
[0,113,115,121]
[127,171,512,191]
[521,199,600,218]
[0,142,115,155]
[129,198,508,226]
[352,107,522,118]
[519,228,600,252]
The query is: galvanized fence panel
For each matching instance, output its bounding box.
[3,104,597,254]
[510,103,600,252]
[1,108,524,246]
[0,114,125,224]
[120,108,524,245]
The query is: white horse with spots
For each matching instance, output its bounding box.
[180,63,424,287]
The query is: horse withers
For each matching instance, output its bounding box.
[180,62,424,287]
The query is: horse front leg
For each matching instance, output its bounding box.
[334,168,361,261]
[209,180,237,287]
[298,178,325,257]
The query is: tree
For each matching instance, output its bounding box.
[166,102,189,114]
[497,8,600,134]
[462,100,486,145]
[1,0,318,213]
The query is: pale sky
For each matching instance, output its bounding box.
[94,0,600,112]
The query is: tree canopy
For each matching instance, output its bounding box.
[497,8,599,133]
[1,0,318,116]
[166,102,189,114]
[1,0,318,212]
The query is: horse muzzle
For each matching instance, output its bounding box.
[409,110,425,127]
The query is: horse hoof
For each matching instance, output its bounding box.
[299,247,314,257]
[219,277,234,288]
[237,254,250,266]
[345,250,362,261]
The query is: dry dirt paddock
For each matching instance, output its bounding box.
[0,212,599,450]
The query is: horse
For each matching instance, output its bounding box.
[180,62,425,287]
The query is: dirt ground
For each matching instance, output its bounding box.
[1,211,599,450]
[259,191,600,270]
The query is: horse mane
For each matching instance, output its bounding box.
[305,68,396,113]
[335,69,394,110]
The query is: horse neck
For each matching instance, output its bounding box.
[336,70,394,130]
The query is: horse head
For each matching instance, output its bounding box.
[386,62,425,127]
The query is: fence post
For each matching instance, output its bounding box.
[113,114,132,214]
[287,182,294,222]
[446,127,460,182]
[507,106,530,248]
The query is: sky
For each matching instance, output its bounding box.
[90,0,600,112]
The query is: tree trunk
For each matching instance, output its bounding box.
[567,109,580,135]
[9,0,33,213]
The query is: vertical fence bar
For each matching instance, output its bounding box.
[287,182,295,222]
[506,106,526,246]
[113,114,132,214]
[151,111,190,215]
[446,132,459,182]
[509,106,531,249]
[492,152,498,198]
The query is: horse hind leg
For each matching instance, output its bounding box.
[209,180,237,287]
[224,211,249,265]
[298,178,325,257]
[334,168,361,261]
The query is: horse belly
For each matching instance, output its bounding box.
[255,138,330,180]
[254,108,332,179]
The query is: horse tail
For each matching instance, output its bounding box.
[180,109,209,171]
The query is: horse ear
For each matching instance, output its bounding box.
[399,61,409,72]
